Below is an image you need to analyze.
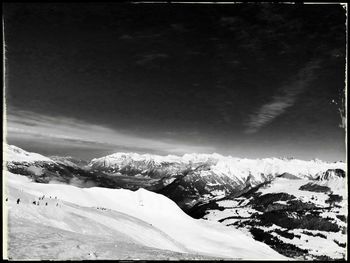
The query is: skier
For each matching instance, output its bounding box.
[16,198,20,204]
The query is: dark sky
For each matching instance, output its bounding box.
[3,3,347,161]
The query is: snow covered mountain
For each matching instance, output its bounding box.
[4,144,116,188]
[5,144,346,211]
[88,151,346,209]
[89,152,345,181]
[189,173,347,260]
[5,171,286,260]
[5,144,56,164]
[49,156,88,169]
[4,144,347,260]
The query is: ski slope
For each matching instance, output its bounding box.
[4,144,55,164]
[5,171,286,260]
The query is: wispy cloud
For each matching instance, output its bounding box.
[245,60,320,134]
[5,110,215,155]
[170,23,188,32]
[119,34,134,40]
[135,53,169,65]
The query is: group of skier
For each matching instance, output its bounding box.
[96,206,108,211]
[32,195,60,207]
[9,194,61,207]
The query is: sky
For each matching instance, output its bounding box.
[3,3,347,161]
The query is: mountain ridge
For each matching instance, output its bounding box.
[4,144,346,211]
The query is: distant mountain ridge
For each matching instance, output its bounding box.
[89,151,346,182]
[4,144,346,210]
[50,156,89,169]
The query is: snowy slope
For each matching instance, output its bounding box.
[5,171,286,260]
[4,144,55,164]
[198,176,347,260]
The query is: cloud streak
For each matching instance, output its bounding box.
[5,110,215,155]
[245,60,321,134]
[135,53,169,65]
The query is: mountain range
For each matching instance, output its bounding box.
[5,144,346,210]
[4,144,347,260]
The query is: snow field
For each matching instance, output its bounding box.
[6,172,286,260]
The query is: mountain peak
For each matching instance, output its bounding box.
[4,144,55,164]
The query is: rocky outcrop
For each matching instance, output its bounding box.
[316,169,346,181]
